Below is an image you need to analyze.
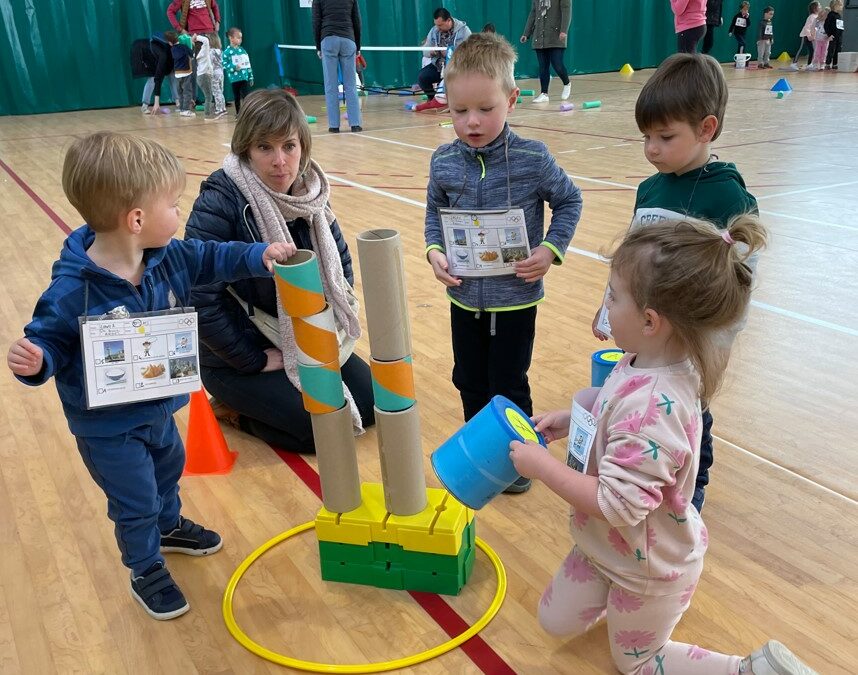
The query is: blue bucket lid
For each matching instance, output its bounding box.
[488,395,547,447]
[592,349,624,366]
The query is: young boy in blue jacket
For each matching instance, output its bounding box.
[6,132,295,620]
[424,32,583,492]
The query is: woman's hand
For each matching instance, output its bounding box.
[427,249,462,287]
[261,347,284,372]
[7,338,43,377]
[559,32,567,41]
[262,242,298,271]
[514,245,554,282]
[532,409,571,443]
[509,440,549,479]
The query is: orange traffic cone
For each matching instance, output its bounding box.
[183,390,237,475]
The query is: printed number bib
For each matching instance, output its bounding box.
[231,53,250,70]
[735,17,747,28]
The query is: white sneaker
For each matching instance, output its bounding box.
[179,110,195,118]
[739,641,818,675]
[532,93,549,103]
[561,83,571,100]
[141,104,151,114]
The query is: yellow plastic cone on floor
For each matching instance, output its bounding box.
[619,63,634,76]
[776,51,791,63]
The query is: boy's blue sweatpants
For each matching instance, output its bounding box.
[75,405,184,577]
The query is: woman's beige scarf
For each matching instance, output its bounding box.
[223,154,364,433]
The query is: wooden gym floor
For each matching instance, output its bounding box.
[0,65,856,674]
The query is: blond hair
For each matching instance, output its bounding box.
[608,215,768,403]
[61,132,185,232]
[207,32,221,49]
[635,53,728,141]
[443,32,517,93]
[231,89,312,175]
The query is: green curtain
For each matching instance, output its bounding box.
[0,0,806,116]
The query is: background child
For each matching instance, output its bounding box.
[729,1,751,53]
[193,33,215,119]
[172,32,195,117]
[208,32,226,118]
[591,52,758,513]
[757,6,775,68]
[812,9,831,70]
[824,0,844,70]
[224,27,254,116]
[6,132,295,620]
[790,2,820,70]
[511,216,816,675]
[424,32,582,493]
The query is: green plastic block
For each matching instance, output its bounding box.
[403,546,474,595]
[320,558,406,590]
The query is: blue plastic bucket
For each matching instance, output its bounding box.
[430,395,546,510]
[591,349,624,387]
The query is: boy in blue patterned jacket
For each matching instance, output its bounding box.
[6,132,295,620]
[424,33,583,492]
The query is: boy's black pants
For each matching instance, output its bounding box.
[451,304,537,422]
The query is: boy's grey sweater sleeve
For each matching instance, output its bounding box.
[538,152,582,263]
[424,155,450,256]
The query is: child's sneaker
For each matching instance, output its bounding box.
[739,640,818,675]
[214,110,227,119]
[179,110,195,118]
[130,561,189,620]
[160,516,223,555]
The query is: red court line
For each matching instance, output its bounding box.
[0,157,72,235]
[509,123,640,143]
[274,449,516,674]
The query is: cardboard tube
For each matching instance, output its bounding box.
[297,360,345,414]
[273,250,326,318]
[293,304,339,366]
[311,403,362,513]
[376,403,427,515]
[370,356,416,413]
[356,230,412,361]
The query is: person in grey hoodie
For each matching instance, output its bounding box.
[521,0,572,103]
[414,8,471,112]
[424,32,583,492]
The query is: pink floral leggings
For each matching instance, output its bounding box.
[539,547,743,674]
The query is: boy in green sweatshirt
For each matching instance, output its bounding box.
[591,52,758,514]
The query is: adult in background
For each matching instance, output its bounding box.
[185,89,375,453]
[313,0,363,133]
[414,8,471,112]
[167,0,220,34]
[139,31,179,114]
[702,0,724,54]
[671,0,708,53]
[520,0,572,103]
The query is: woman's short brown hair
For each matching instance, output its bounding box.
[230,89,312,175]
[635,53,728,140]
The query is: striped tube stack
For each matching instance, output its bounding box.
[273,250,361,514]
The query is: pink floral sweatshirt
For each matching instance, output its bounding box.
[570,354,708,595]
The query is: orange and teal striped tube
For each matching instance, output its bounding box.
[370,356,416,413]
[273,250,326,318]
[297,360,345,414]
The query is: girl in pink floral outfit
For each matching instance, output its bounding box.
[509,216,817,675]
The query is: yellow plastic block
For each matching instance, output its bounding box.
[315,482,474,555]
[619,63,634,76]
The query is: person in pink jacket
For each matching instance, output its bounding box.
[510,216,818,674]
[672,0,708,53]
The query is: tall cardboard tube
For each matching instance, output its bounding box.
[376,403,427,516]
[356,230,412,362]
[311,404,362,513]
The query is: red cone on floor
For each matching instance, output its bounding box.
[183,390,237,475]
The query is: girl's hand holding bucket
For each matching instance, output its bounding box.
[532,409,571,443]
[509,440,551,478]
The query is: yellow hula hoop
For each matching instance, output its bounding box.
[222,521,507,673]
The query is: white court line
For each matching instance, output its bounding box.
[329,170,858,338]
[324,171,855,504]
[557,149,578,154]
[759,209,858,233]
[714,435,857,506]
[757,179,858,200]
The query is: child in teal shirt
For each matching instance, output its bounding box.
[223,26,254,116]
